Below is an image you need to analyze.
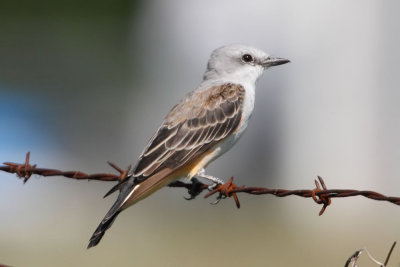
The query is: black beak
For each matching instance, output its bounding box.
[262,57,290,68]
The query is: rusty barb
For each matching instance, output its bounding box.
[2,152,36,183]
[204,177,243,208]
[2,152,400,215]
[312,177,331,215]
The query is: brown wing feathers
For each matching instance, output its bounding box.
[132,83,245,181]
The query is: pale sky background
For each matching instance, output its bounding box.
[1,0,400,266]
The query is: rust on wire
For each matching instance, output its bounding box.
[2,152,400,215]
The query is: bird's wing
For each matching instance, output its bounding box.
[132,83,245,182]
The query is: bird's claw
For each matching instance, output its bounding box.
[210,192,226,205]
[184,195,195,200]
[210,198,221,205]
[183,177,204,200]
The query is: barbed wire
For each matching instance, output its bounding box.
[345,241,397,267]
[2,152,400,215]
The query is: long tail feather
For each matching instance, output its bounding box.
[87,177,135,249]
[87,168,174,248]
[87,210,121,249]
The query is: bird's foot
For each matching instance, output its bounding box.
[183,177,204,200]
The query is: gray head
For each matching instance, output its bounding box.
[203,44,289,84]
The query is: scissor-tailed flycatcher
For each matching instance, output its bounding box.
[88,44,289,248]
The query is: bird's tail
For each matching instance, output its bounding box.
[87,177,136,249]
[87,209,121,249]
[87,168,175,248]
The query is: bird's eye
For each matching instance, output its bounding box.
[242,54,254,63]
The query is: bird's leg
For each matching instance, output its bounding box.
[194,168,224,190]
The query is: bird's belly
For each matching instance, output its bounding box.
[212,127,247,159]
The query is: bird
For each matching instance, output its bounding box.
[87,44,290,248]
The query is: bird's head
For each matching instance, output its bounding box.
[203,44,290,84]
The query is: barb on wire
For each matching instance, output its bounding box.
[344,241,397,267]
[2,152,400,215]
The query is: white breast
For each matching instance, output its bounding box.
[235,82,256,137]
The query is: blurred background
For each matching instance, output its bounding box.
[1,0,400,266]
